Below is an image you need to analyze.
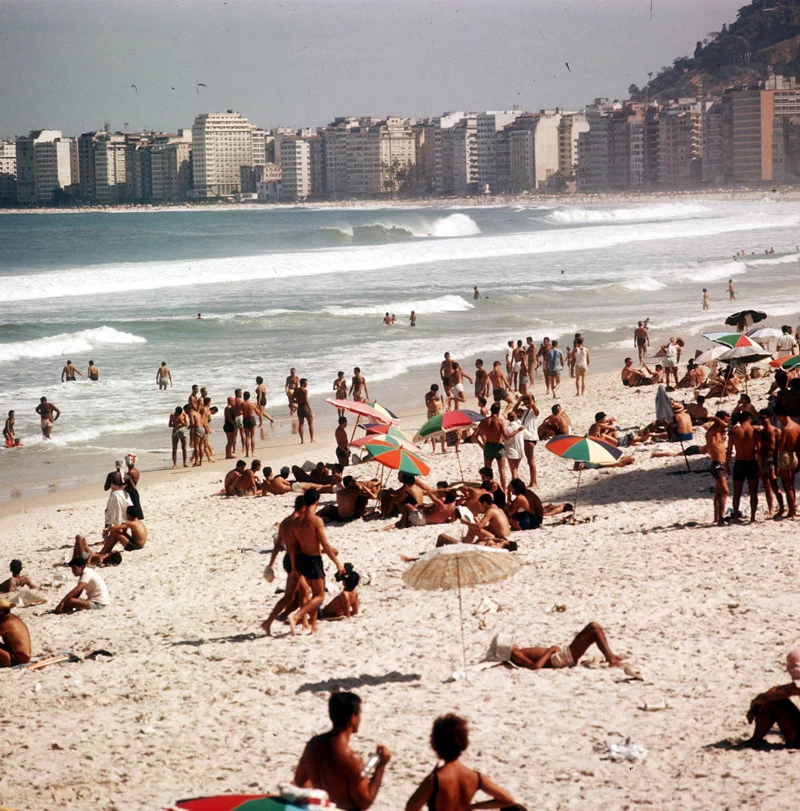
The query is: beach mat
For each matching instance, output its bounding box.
[12,651,80,671]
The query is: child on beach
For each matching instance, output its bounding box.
[0,560,37,593]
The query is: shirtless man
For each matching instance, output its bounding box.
[727,412,761,523]
[188,403,205,466]
[728,278,736,301]
[471,360,488,401]
[156,362,172,390]
[35,397,60,439]
[424,385,446,453]
[285,368,300,415]
[335,417,350,468]
[255,376,275,427]
[758,410,784,518]
[318,476,372,523]
[473,403,510,489]
[98,507,148,557]
[294,692,391,810]
[0,599,31,668]
[0,560,37,593]
[396,489,457,529]
[774,404,800,519]
[293,378,314,444]
[705,411,730,526]
[686,396,709,425]
[633,322,649,363]
[440,353,455,399]
[488,361,513,410]
[3,410,15,447]
[588,412,618,446]
[87,360,99,381]
[188,384,201,411]
[261,466,294,496]
[537,404,571,441]
[537,338,552,395]
[287,489,344,634]
[510,622,622,670]
[733,394,759,420]
[241,391,259,457]
[223,460,247,495]
[61,359,83,383]
[447,362,473,411]
[349,367,369,403]
[443,493,512,545]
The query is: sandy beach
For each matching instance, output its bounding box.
[2,368,799,811]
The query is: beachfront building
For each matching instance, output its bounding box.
[93,133,129,204]
[508,111,562,192]
[191,111,253,198]
[657,100,703,189]
[702,101,724,185]
[15,129,76,203]
[476,110,519,192]
[279,136,312,200]
[239,162,282,194]
[558,112,589,175]
[413,122,436,192]
[151,137,193,202]
[250,128,269,165]
[721,86,774,183]
[434,112,478,196]
[0,140,17,202]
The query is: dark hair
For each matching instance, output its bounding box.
[256,376,263,384]
[774,403,789,417]
[715,410,730,419]
[594,412,606,422]
[236,460,246,468]
[89,359,94,365]
[431,714,469,762]
[294,495,306,511]
[69,558,86,569]
[758,408,771,418]
[243,391,251,400]
[479,493,494,505]
[775,370,788,386]
[479,467,493,478]
[444,491,457,504]
[263,466,272,475]
[551,405,560,414]
[740,394,751,403]
[477,397,487,407]
[480,481,494,491]
[126,506,137,518]
[791,378,800,392]
[400,473,416,486]
[505,541,518,551]
[509,479,526,495]
[343,475,355,486]
[437,481,449,488]
[174,406,183,415]
[304,488,320,506]
[251,459,261,470]
[490,403,501,415]
[697,396,705,404]
[624,357,632,363]
[493,489,506,509]
[300,378,308,386]
[339,416,347,424]
[329,691,361,728]
[335,562,360,592]
[10,559,22,575]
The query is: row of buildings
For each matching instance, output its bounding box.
[3,75,800,205]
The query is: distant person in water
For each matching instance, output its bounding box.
[409,311,417,327]
[196,313,202,319]
[728,279,736,301]
[35,397,60,440]
[87,360,99,381]
[3,411,15,447]
[61,360,83,383]
[473,286,480,299]
[157,362,172,390]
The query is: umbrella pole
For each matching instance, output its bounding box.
[456,557,467,678]
[455,442,465,483]
[573,467,582,525]
[350,416,360,443]
[680,440,691,472]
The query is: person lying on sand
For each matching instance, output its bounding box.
[510,622,622,670]
[395,490,458,529]
[405,714,518,811]
[295,692,390,810]
[292,462,334,485]
[55,558,110,613]
[319,564,360,620]
[0,559,37,593]
[262,466,294,496]
[317,476,372,523]
[745,646,800,748]
[0,598,31,667]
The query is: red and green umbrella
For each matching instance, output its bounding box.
[546,435,623,523]
[770,355,800,370]
[413,409,485,442]
[371,446,431,477]
[171,796,307,811]
[366,400,400,422]
[702,332,759,350]
[360,423,420,450]
[349,435,400,455]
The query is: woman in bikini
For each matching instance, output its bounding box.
[406,714,518,811]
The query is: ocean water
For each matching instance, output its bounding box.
[2,199,800,502]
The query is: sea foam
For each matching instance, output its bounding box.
[0,326,146,364]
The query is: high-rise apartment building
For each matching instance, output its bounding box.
[15,130,75,203]
[413,123,436,191]
[557,113,589,174]
[93,133,128,204]
[702,101,724,184]
[0,141,17,202]
[657,101,703,189]
[279,137,313,200]
[191,111,253,198]
[434,113,478,195]
[509,111,562,192]
[476,111,519,192]
[150,139,193,202]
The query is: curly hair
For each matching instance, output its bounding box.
[431,714,469,762]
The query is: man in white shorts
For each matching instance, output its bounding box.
[447,362,472,411]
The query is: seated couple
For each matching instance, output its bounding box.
[71,508,148,566]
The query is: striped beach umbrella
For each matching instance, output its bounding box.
[413,409,485,442]
[360,423,420,451]
[170,796,308,811]
[371,446,431,477]
[546,435,623,523]
[349,435,399,454]
[701,332,759,350]
[770,355,800,370]
[324,398,397,424]
[366,400,400,422]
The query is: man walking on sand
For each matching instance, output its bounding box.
[726,412,761,523]
[35,397,60,440]
[546,340,566,397]
[293,378,314,444]
[473,403,511,489]
[633,322,649,364]
[288,490,344,635]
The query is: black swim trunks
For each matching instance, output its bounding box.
[492,388,508,402]
[243,416,256,430]
[514,510,541,531]
[126,541,145,551]
[441,376,450,387]
[733,459,760,482]
[296,552,325,580]
[297,404,311,421]
[282,553,292,574]
[711,461,726,480]
[223,421,235,433]
[336,446,348,466]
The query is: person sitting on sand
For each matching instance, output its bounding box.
[395,489,458,529]
[293,462,334,485]
[588,412,618,446]
[379,472,431,519]
[686,396,709,425]
[678,360,706,389]
[56,558,111,613]
[319,563,360,620]
[98,507,148,558]
[294,692,391,810]
[262,466,294,496]
[537,404,572,441]
[0,559,37,593]
[621,358,652,387]
[745,646,800,748]
[0,598,31,667]
[317,476,371,523]
[234,459,262,496]
[668,402,694,444]
[222,460,247,495]
[509,622,622,670]
[405,713,518,811]
[733,394,759,420]
[505,478,543,530]
[707,369,742,399]
[437,494,514,547]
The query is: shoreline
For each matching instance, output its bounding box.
[2,187,800,216]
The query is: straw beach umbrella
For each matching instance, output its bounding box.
[403,544,520,676]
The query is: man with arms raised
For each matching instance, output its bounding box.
[294,692,391,810]
[35,397,60,440]
[288,489,344,634]
[0,598,31,668]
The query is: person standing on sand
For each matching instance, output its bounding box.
[774,404,800,519]
[335,416,349,468]
[661,337,682,389]
[440,353,455,400]
[473,403,512,490]
[726,412,761,523]
[728,279,736,301]
[285,368,299,415]
[745,646,800,748]
[702,288,710,311]
[333,371,348,411]
[287,489,344,635]
[241,391,258,457]
[169,406,188,467]
[758,409,784,518]
[488,361,513,410]
[87,360,99,381]
[255,376,275,427]
[425,385,446,453]
[509,622,623,670]
[537,338,552,395]
[0,599,31,668]
[156,362,172,390]
[474,360,490,401]
[188,403,205,467]
[35,397,60,440]
[573,337,590,396]
[447,362,472,411]
[222,397,236,459]
[295,692,391,810]
[514,393,539,487]
[293,378,314,444]
[633,322,649,364]
[61,360,83,383]
[406,714,516,811]
[546,340,566,397]
[704,411,730,526]
[349,367,369,403]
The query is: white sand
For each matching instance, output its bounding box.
[2,369,799,810]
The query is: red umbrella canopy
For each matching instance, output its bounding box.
[324,399,398,425]
[172,796,303,811]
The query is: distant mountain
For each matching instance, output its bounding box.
[633,0,800,101]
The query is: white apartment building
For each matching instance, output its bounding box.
[434,112,474,194]
[191,111,253,197]
[509,112,562,192]
[280,137,312,200]
[151,139,192,202]
[477,111,519,191]
[94,133,128,204]
[0,140,17,201]
[15,130,75,203]
[251,128,268,165]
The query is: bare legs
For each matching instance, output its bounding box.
[748,699,800,747]
[288,577,325,635]
[713,476,729,527]
[732,475,758,523]
[524,441,538,488]
[172,434,187,468]
[567,622,622,666]
[779,468,797,519]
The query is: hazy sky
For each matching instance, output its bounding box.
[1,0,745,138]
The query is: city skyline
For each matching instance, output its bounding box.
[1,0,745,139]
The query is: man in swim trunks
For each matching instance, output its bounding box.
[285,368,299,415]
[621,358,650,387]
[293,378,314,444]
[704,411,731,526]
[488,361,513,411]
[241,391,259,457]
[758,409,784,518]
[474,359,490,400]
[440,353,455,399]
[288,489,344,634]
[669,402,694,444]
[726,411,760,523]
[473,403,510,489]
[98,506,148,557]
[0,599,31,668]
[223,460,247,495]
[294,692,391,810]
[424,385,446,453]
[349,367,369,403]
[156,362,172,390]
[35,397,60,439]
[686,396,709,425]
[3,410,15,447]
[545,340,566,397]
[61,359,83,383]
[233,459,262,496]
[633,321,649,363]
[774,404,800,519]
[317,476,372,523]
[447,362,472,411]
[335,416,350,468]
[438,493,512,546]
[188,402,205,467]
[255,376,275,427]
[537,404,571,441]
[509,622,622,670]
[87,360,99,381]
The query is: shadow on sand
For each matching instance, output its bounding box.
[296,671,422,694]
